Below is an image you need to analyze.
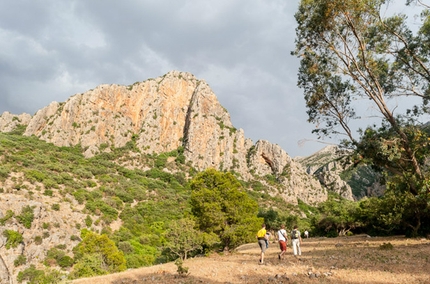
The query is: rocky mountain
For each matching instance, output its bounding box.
[296,145,384,200]
[1,70,326,205]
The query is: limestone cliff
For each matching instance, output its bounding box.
[296,145,384,200]
[1,71,326,205]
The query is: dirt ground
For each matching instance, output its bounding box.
[71,235,430,284]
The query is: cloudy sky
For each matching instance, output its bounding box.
[0,0,420,157]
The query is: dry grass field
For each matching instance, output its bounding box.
[72,235,430,284]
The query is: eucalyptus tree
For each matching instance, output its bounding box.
[293,0,430,234]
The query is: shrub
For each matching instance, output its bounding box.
[71,231,126,278]
[58,255,74,268]
[0,209,14,225]
[3,230,23,249]
[379,242,394,250]
[34,236,43,245]
[44,189,54,196]
[17,265,44,283]
[175,258,189,277]
[70,235,80,241]
[16,205,35,229]
[85,215,93,227]
[14,255,27,267]
[51,204,60,211]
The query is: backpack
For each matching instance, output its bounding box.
[291,229,299,239]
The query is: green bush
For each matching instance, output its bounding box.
[17,265,44,283]
[34,236,43,245]
[58,255,74,268]
[16,205,35,229]
[51,204,60,211]
[3,230,23,249]
[0,209,14,225]
[85,215,93,227]
[71,231,126,278]
[0,166,9,180]
[14,255,27,267]
[17,265,64,284]
[43,189,54,196]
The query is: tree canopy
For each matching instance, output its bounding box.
[293,0,430,235]
[189,168,263,250]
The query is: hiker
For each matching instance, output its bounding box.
[304,230,309,238]
[291,225,302,256]
[256,224,267,264]
[277,224,288,260]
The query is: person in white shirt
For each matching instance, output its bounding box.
[291,225,302,256]
[277,224,288,260]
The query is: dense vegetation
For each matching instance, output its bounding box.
[1,126,429,283]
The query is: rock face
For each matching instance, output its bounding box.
[0,71,326,205]
[296,145,384,200]
[0,112,32,133]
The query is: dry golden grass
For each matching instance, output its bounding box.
[71,235,430,284]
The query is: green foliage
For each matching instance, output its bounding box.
[16,205,35,229]
[71,231,126,278]
[44,247,74,268]
[85,200,118,223]
[85,215,93,227]
[16,265,64,284]
[174,258,189,277]
[3,229,23,249]
[0,209,14,225]
[190,169,263,250]
[312,193,360,237]
[165,218,204,260]
[14,255,27,267]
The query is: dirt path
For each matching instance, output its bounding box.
[71,235,430,284]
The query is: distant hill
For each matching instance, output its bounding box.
[296,145,384,200]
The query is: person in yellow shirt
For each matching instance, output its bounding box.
[256,224,267,264]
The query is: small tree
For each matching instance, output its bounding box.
[3,230,23,249]
[71,230,126,278]
[165,218,203,260]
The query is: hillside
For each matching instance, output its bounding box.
[0,118,314,283]
[71,235,430,284]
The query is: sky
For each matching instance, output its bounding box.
[0,0,423,158]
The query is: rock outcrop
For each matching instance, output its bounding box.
[1,71,326,205]
[296,145,384,200]
[0,112,31,133]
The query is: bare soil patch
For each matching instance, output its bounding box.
[72,235,430,284]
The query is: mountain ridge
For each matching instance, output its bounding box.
[1,70,326,205]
